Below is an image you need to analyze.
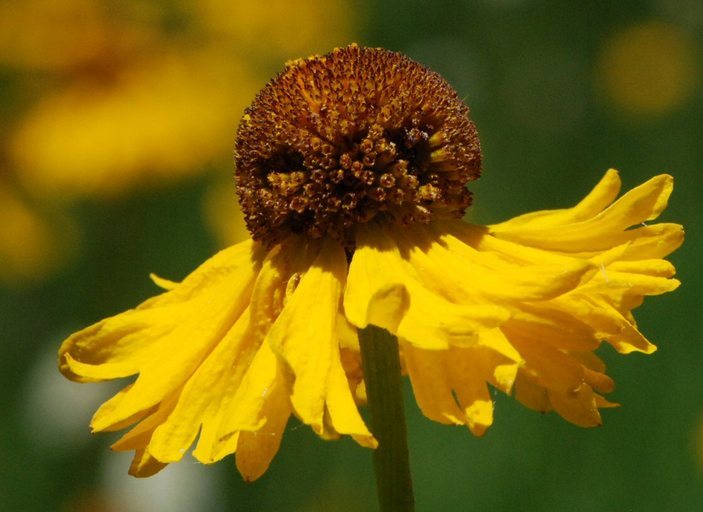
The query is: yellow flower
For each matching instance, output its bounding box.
[11,51,259,197]
[59,46,682,479]
[0,180,77,285]
[596,21,699,117]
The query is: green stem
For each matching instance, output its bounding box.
[358,325,415,512]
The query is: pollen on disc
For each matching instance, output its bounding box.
[234,44,482,247]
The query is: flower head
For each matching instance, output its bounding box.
[235,45,480,246]
[59,45,683,479]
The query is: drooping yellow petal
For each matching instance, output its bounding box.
[403,338,518,436]
[215,337,285,437]
[448,344,518,436]
[88,265,258,432]
[402,342,465,425]
[192,244,297,463]
[345,223,511,350]
[147,311,253,463]
[405,223,596,303]
[514,372,550,413]
[548,385,602,428]
[324,351,376,446]
[548,294,656,354]
[128,448,168,478]
[266,238,341,429]
[506,331,588,394]
[111,395,176,452]
[266,237,371,443]
[235,385,292,482]
[506,306,600,352]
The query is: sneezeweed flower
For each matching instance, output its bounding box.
[59,45,683,503]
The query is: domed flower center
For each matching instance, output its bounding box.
[234,44,482,246]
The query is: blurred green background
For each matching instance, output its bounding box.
[1,0,702,511]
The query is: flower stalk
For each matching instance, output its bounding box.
[358,325,415,512]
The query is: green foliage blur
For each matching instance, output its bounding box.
[1,1,702,511]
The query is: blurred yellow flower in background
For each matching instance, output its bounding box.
[0,0,149,72]
[195,0,358,58]
[0,0,357,282]
[0,179,76,285]
[11,52,258,197]
[597,21,699,116]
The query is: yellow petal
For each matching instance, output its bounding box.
[514,372,550,413]
[550,295,656,354]
[345,224,510,349]
[489,169,622,231]
[548,385,602,427]
[476,328,522,367]
[59,240,261,382]
[402,223,596,303]
[217,340,284,436]
[247,241,293,342]
[448,345,516,436]
[59,307,179,383]
[507,306,600,352]
[128,448,168,478]
[506,331,587,393]
[490,173,675,252]
[608,259,676,277]
[446,222,587,267]
[582,367,615,394]
[619,223,684,260]
[403,340,517,436]
[402,342,465,425]
[325,352,375,444]
[147,311,253,463]
[266,238,346,430]
[111,395,176,452]
[584,269,680,297]
[140,239,259,309]
[235,386,292,482]
[72,245,260,432]
[149,273,178,291]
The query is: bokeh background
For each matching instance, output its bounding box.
[1,0,702,510]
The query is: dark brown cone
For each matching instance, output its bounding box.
[234,44,481,247]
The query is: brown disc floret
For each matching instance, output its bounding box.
[234,44,482,247]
